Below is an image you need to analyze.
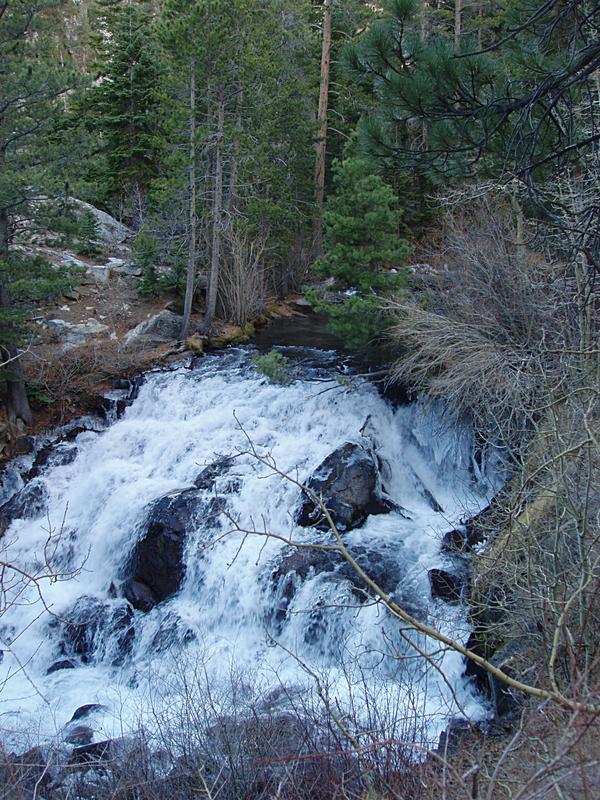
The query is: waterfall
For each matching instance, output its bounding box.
[0,347,501,752]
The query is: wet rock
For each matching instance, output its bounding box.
[26,441,78,480]
[124,310,183,349]
[63,424,96,442]
[59,596,135,665]
[0,464,22,508]
[96,375,145,421]
[0,480,49,536]
[151,612,197,652]
[437,718,474,754]
[442,528,469,554]
[270,544,407,631]
[420,484,444,513]
[488,639,527,719]
[340,545,405,600]
[70,704,107,723]
[124,579,156,612]
[429,568,467,604]
[464,504,494,548]
[71,739,113,764]
[60,596,108,662]
[65,725,94,746]
[14,436,34,455]
[47,658,77,675]
[125,488,227,608]
[194,456,236,492]
[126,491,195,605]
[297,441,394,532]
[109,604,136,665]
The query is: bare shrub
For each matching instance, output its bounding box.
[218,223,267,326]
[388,196,567,450]
[388,191,600,718]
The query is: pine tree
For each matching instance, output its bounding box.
[82,0,163,224]
[153,0,315,337]
[0,1,78,427]
[310,144,410,349]
[346,0,599,198]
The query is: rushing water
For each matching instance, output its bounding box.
[0,346,501,752]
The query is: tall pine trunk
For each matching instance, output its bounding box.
[202,84,225,334]
[313,0,332,257]
[180,57,197,342]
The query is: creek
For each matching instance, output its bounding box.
[0,333,502,752]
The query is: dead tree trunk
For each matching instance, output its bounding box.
[313,0,332,257]
[202,84,225,334]
[454,0,462,49]
[180,57,197,342]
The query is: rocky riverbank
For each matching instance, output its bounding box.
[2,200,313,459]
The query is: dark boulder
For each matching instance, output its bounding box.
[271,549,338,629]
[71,739,113,764]
[0,747,50,797]
[437,718,474,754]
[124,579,156,612]
[464,504,495,548]
[0,480,49,537]
[488,639,527,719]
[124,488,227,609]
[26,441,78,480]
[429,567,467,604]
[125,490,197,606]
[47,658,77,675]
[151,611,197,652]
[297,441,394,532]
[442,528,469,554]
[60,596,108,662]
[65,725,94,746]
[70,703,107,723]
[270,544,407,631]
[59,596,135,665]
[97,375,145,421]
[14,436,34,455]
[194,456,236,492]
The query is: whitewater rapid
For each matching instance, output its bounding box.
[0,347,500,751]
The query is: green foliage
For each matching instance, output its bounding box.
[252,350,293,385]
[346,0,596,198]
[149,0,316,296]
[26,380,54,410]
[310,146,410,349]
[0,1,79,377]
[80,0,163,222]
[74,210,102,256]
[0,253,78,354]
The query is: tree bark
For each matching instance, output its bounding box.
[202,84,225,334]
[454,0,462,49]
[180,56,197,342]
[0,206,32,427]
[312,0,332,257]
